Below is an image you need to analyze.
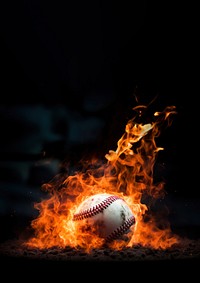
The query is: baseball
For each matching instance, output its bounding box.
[73,193,135,243]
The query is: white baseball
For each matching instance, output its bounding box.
[73,193,135,243]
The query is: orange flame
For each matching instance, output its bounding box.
[24,104,180,252]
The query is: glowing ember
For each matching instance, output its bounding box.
[24,104,180,252]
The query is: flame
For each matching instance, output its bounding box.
[24,104,180,252]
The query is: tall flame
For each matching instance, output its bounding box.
[24,104,180,252]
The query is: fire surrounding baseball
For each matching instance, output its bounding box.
[73,193,136,243]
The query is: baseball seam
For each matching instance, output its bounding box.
[105,215,135,242]
[73,195,121,221]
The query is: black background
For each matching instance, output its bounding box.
[0,0,199,245]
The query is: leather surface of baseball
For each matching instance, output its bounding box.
[73,193,135,242]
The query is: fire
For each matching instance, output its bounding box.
[24,104,180,252]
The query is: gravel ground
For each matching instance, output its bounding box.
[0,237,199,280]
[0,238,200,263]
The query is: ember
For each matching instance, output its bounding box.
[23,104,180,252]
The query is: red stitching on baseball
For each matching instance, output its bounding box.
[73,195,121,221]
[105,215,135,242]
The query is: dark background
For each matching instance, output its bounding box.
[0,1,199,243]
